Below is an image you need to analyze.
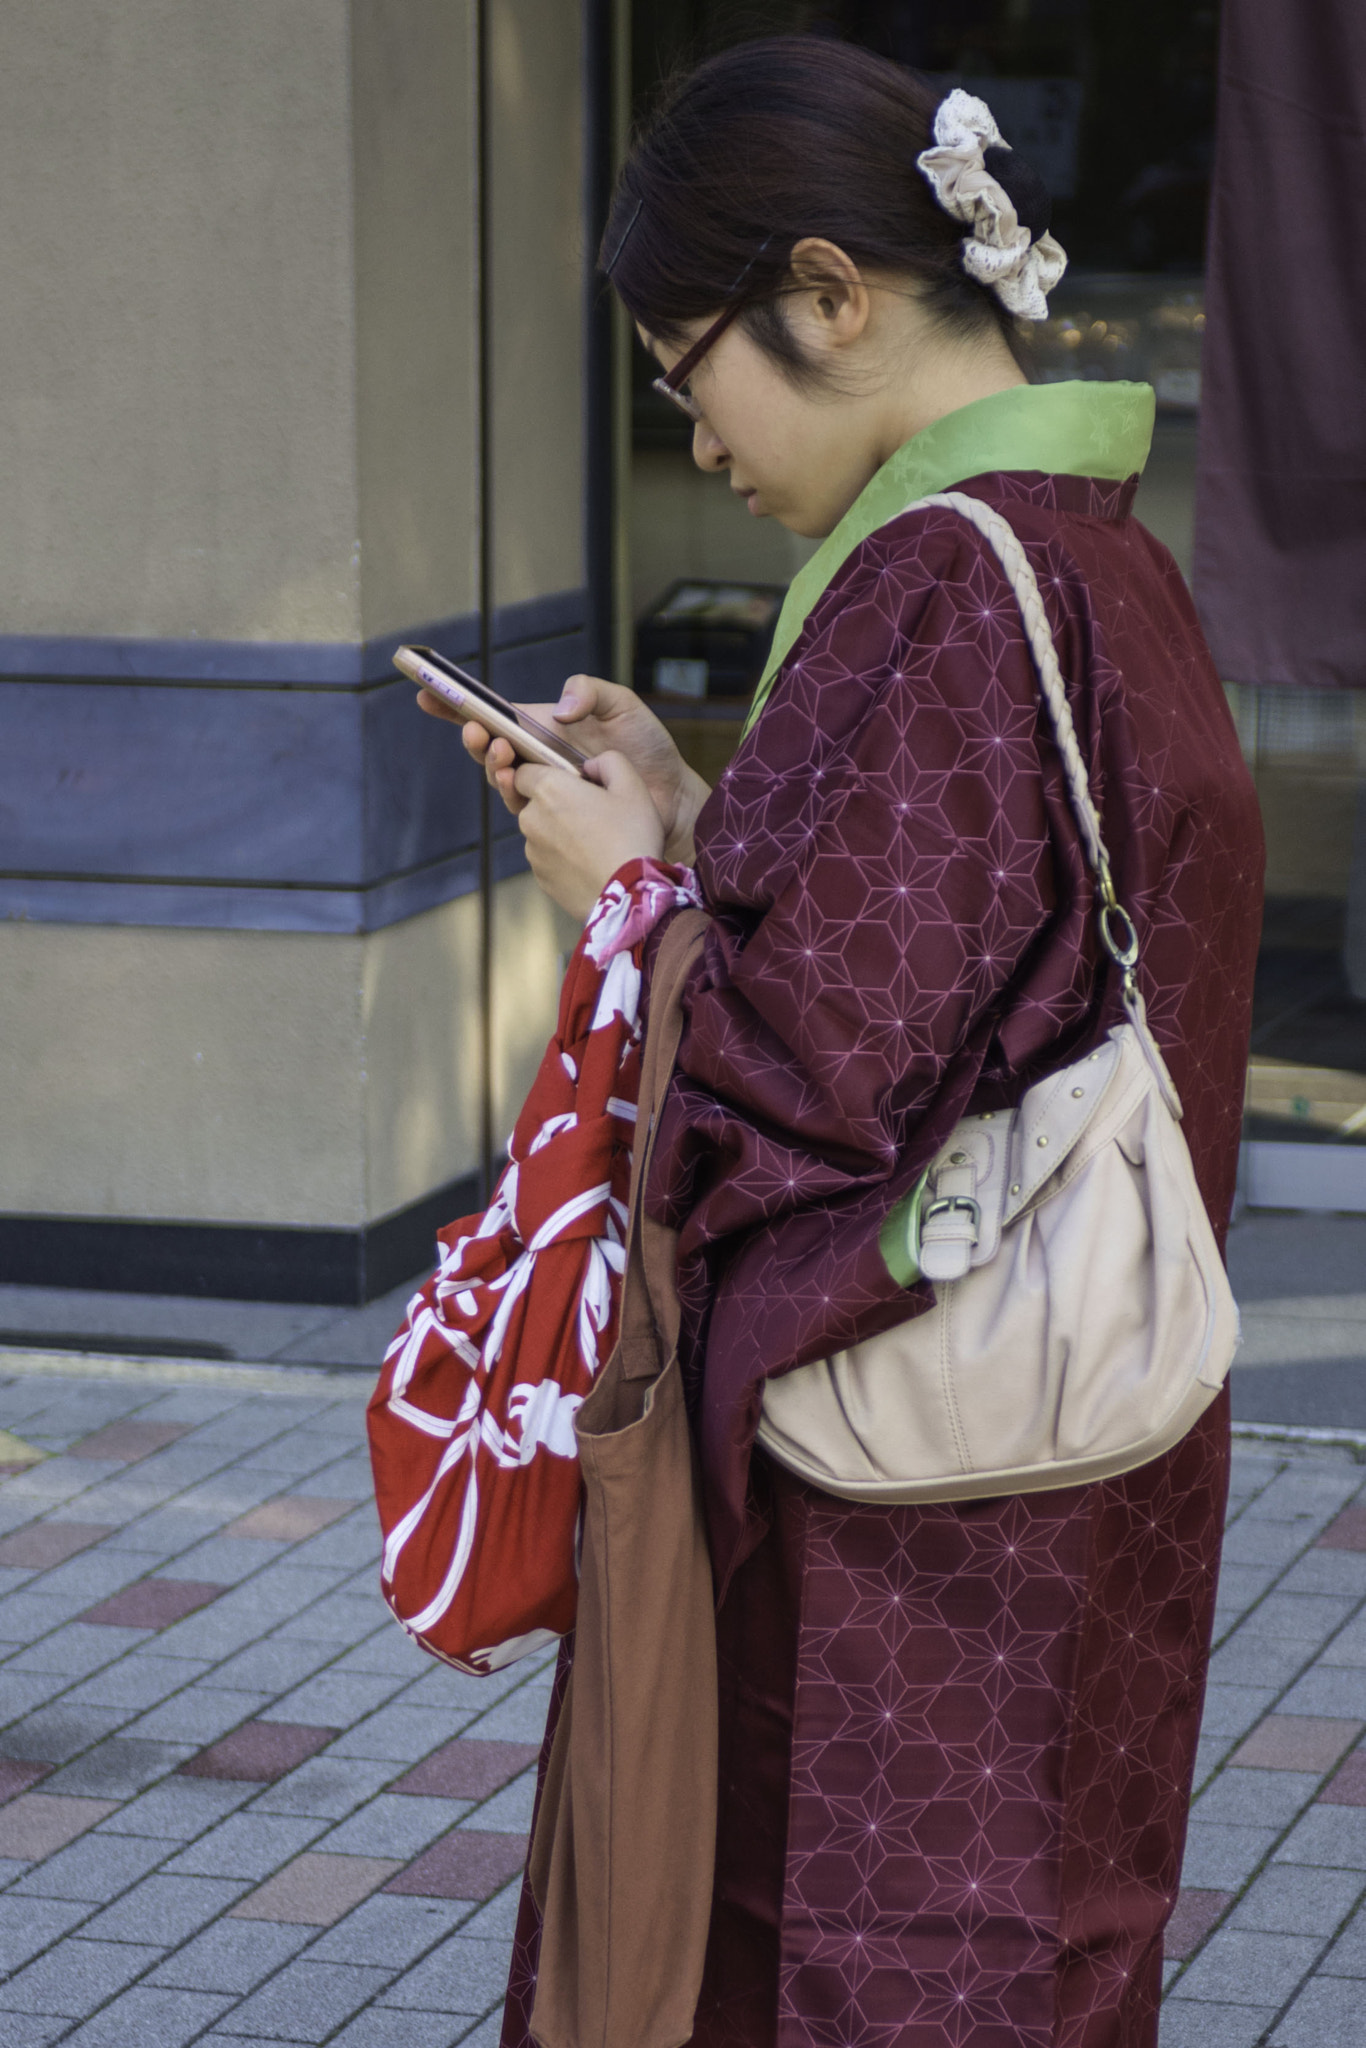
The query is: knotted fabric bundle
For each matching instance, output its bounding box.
[367,859,701,1676]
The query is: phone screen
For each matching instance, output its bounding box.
[404,647,589,771]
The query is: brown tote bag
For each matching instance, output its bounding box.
[529,907,718,2048]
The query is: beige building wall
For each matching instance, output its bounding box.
[0,0,361,645]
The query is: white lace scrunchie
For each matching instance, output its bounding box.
[917,88,1067,321]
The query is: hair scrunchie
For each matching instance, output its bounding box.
[917,88,1068,321]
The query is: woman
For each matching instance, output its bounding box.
[433,37,1263,2048]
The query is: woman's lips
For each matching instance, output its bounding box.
[737,488,760,516]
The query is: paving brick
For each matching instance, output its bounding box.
[1158,1999,1280,2048]
[1231,1714,1363,1772]
[1243,1866,1366,1951]
[463,1775,535,1834]
[1254,1471,1363,1527]
[307,1891,470,1966]
[230,1849,402,1926]
[163,1811,329,1881]
[1270,1973,1366,2045]
[0,1585,108,1638]
[5,1622,147,1678]
[0,1892,95,1971]
[11,1825,168,1902]
[452,2014,508,2048]
[0,1522,114,1569]
[1208,1634,1313,1689]
[1181,1821,1282,1891]
[1275,1806,1366,1869]
[227,1498,355,1543]
[1191,1733,1238,1795]
[70,1422,191,1464]
[0,1934,162,2017]
[0,1793,118,1860]
[1240,1592,1360,1642]
[286,1515,382,1574]
[81,1578,224,1630]
[0,1672,72,1723]
[44,1736,196,1799]
[250,1754,397,1821]
[392,1739,540,1802]
[1321,1902,1366,1977]
[259,1672,407,1732]
[181,1721,338,1783]
[454,1879,521,1943]
[208,1639,337,1696]
[319,1795,469,1861]
[145,1917,314,1992]
[101,1507,225,1557]
[65,1653,212,1712]
[1318,1507,1366,1552]
[273,1591,390,1646]
[162,1536,290,1585]
[123,1685,270,1747]
[1220,1519,1313,1569]
[330,1632,431,1681]
[1322,1754,1366,1807]
[0,1703,134,1763]
[1177,1925,1322,2006]
[61,1983,237,2046]
[1321,1615,1366,1669]
[329,1705,479,1765]
[330,2012,474,2048]
[401,1664,530,1715]
[1278,1666,1366,1719]
[96,1775,256,1841]
[214,1957,395,2040]
[1164,1887,1234,1960]
[385,1830,528,1902]
[459,1688,552,1746]
[0,1760,51,1804]
[1193,1766,1320,1830]
[82,1871,248,1945]
[375,1930,511,2012]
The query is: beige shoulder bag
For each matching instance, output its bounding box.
[757,491,1240,1504]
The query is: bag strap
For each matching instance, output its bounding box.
[913,490,1182,1118]
[617,907,712,1378]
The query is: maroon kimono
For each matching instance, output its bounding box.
[503,470,1264,2048]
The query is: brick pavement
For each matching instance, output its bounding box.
[0,1355,1362,2045]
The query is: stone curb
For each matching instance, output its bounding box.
[0,1347,373,1394]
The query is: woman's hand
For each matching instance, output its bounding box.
[511,752,665,921]
[418,673,710,863]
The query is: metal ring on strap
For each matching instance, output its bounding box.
[1098,902,1139,970]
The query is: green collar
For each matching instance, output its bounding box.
[743,379,1155,738]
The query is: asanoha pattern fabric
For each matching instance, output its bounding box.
[647,469,1264,1587]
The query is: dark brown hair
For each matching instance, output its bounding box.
[602,35,1022,384]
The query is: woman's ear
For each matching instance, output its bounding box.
[786,237,871,349]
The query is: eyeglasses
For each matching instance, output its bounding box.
[650,235,776,424]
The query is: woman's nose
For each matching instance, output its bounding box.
[692,419,730,472]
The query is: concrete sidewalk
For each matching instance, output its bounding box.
[0,1347,1361,2042]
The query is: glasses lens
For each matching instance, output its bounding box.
[652,374,701,422]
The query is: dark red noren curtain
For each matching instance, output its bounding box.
[1194,0,1366,690]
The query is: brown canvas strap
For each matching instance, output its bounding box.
[617,908,711,1381]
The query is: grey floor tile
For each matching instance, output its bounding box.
[1208,1636,1313,1689]
[3,1625,148,1679]
[10,1829,168,1905]
[400,1665,530,1716]
[332,2013,473,2048]
[121,1686,270,1746]
[455,1880,521,1942]
[376,1932,510,2013]
[274,1595,391,1647]
[1276,1666,1366,1718]
[461,1689,552,1746]
[1270,1974,1366,2045]
[1321,1901,1366,1977]
[1175,1927,1322,2007]
[461,1774,534,1834]
[145,1918,315,1994]
[0,1704,135,1764]
[1237,1592,1361,1642]
[1282,1553,1366,1599]
[1192,1734,1239,1796]
[248,1754,398,1821]
[0,1934,162,2017]
[1229,1862,1365,1936]
[307,1892,471,1967]
[259,1672,406,1733]
[0,1672,73,1724]
[329,1706,479,1765]
[318,1795,467,1860]
[0,1892,94,1972]
[1191,1768,1320,1830]
[215,1958,395,2041]
[63,1654,213,1712]
[1181,1822,1283,1891]
[451,2014,507,2048]
[101,1509,227,1558]
[1321,1616,1366,1669]
[61,1983,236,2047]
[162,1812,329,1881]
[1251,1470,1364,1526]
[1198,1686,1284,1739]
[0,2015,68,2045]
[1218,1521,1315,1569]
[80,1872,248,1946]
[96,1776,257,1842]
[209,1639,339,1696]
[321,1634,430,1682]
[43,1735,196,1799]
[1158,1998,1280,2048]
[1275,1807,1366,1870]
[162,1536,289,1586]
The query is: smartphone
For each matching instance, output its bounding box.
[395,645,589,776]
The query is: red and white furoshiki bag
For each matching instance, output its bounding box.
[366,859,702,1676]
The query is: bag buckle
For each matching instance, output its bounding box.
[922,1195,981,1239]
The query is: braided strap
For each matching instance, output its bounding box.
[910,492,1182,1119]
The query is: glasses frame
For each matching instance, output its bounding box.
[650,235,776,424]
